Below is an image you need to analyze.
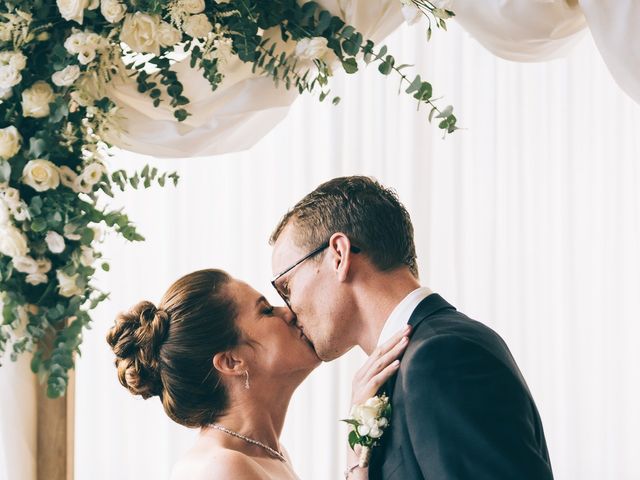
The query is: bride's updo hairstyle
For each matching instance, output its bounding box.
[106,269,240,428]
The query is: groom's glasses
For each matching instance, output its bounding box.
[271,241,361,309]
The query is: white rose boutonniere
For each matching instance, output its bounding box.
[342,394,392,467]
[22,159,60,192]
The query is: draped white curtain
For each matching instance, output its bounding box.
[2,14,639,480]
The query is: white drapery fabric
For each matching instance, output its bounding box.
[105,0,640,158]
[69,20,640,480]
[2,8,640,480]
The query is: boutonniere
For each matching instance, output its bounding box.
[342,394,392,467]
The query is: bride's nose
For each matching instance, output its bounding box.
[281,307,296,325]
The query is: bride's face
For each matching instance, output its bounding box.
[226,279,321,379]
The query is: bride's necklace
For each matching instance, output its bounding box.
[211,423,286,462]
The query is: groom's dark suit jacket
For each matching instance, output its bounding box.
[368,294,553,480]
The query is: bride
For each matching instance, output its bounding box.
[106,268,409,479]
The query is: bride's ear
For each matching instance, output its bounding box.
[212,350,245,378]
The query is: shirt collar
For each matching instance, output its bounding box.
[376,286,433,346]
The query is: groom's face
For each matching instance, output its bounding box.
[271,225,353,361]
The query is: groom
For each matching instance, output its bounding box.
[270,176,554,479]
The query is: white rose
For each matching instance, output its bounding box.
[52,65,81,87]
[89,223,105,242]
[0,198,9,225]
[0,65,22,89]
[21,81,55,118]
[36,257,52,273]
[295,37,329,60]
[181,0,205,14]
[120,12,161,55]
[22,159,60,192]
[183,14,212,39]
[401,4,421,25]
[0,224,29,258]
[0,126,22,159]
[2,187,20,208]
[26,272,48,286]
[73,174,93,194]
[56,270,83,297]
[100,0,126,23]
[0,52,27,71]
[45,231,66,254]
[12,255,39,274]
[157,22,182,47]
[57,0,90,24]
[79,162,105,186]
[79,246,95,266]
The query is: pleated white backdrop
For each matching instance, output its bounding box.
[66,18,640,480]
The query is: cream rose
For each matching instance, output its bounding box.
[0,126,22,159]
[295,37,329,60]
[56,270,83,297]
[0,224,28,258]
[183,14,212,39]
[100,0,126,23]
[22,159,60,192]
[21,81,55,118]
[12,255,39,274]
[26,272,48,286]
[0,52,27,71]
[157,22,182,47]
[181,0,205,14]
[120,12,161,55]
[0,65,22,90]
[0,86,12,100]
[45,231,66,254]
[57,0,91,24]
[52,65,81,87]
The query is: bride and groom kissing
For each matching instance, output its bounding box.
[107,175,554,479]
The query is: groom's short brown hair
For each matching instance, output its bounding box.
[270,175,419,278]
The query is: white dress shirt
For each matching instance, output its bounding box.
[376,287,433,346]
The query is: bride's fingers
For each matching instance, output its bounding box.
[364,359,401,396]
[358,325,411,374]
[366,335,409,378]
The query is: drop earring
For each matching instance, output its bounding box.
[243,370,250,390]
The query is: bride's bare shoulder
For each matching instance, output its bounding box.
[170,449,267,480]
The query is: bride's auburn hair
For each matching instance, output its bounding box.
[106,269,240,428]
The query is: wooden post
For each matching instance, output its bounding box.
[36,366,75,480]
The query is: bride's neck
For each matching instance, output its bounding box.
[207,383,295,447]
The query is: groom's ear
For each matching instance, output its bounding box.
[329,232,353,282]
[212,351,244,378]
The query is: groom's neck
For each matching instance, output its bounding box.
[352,268,421,355]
